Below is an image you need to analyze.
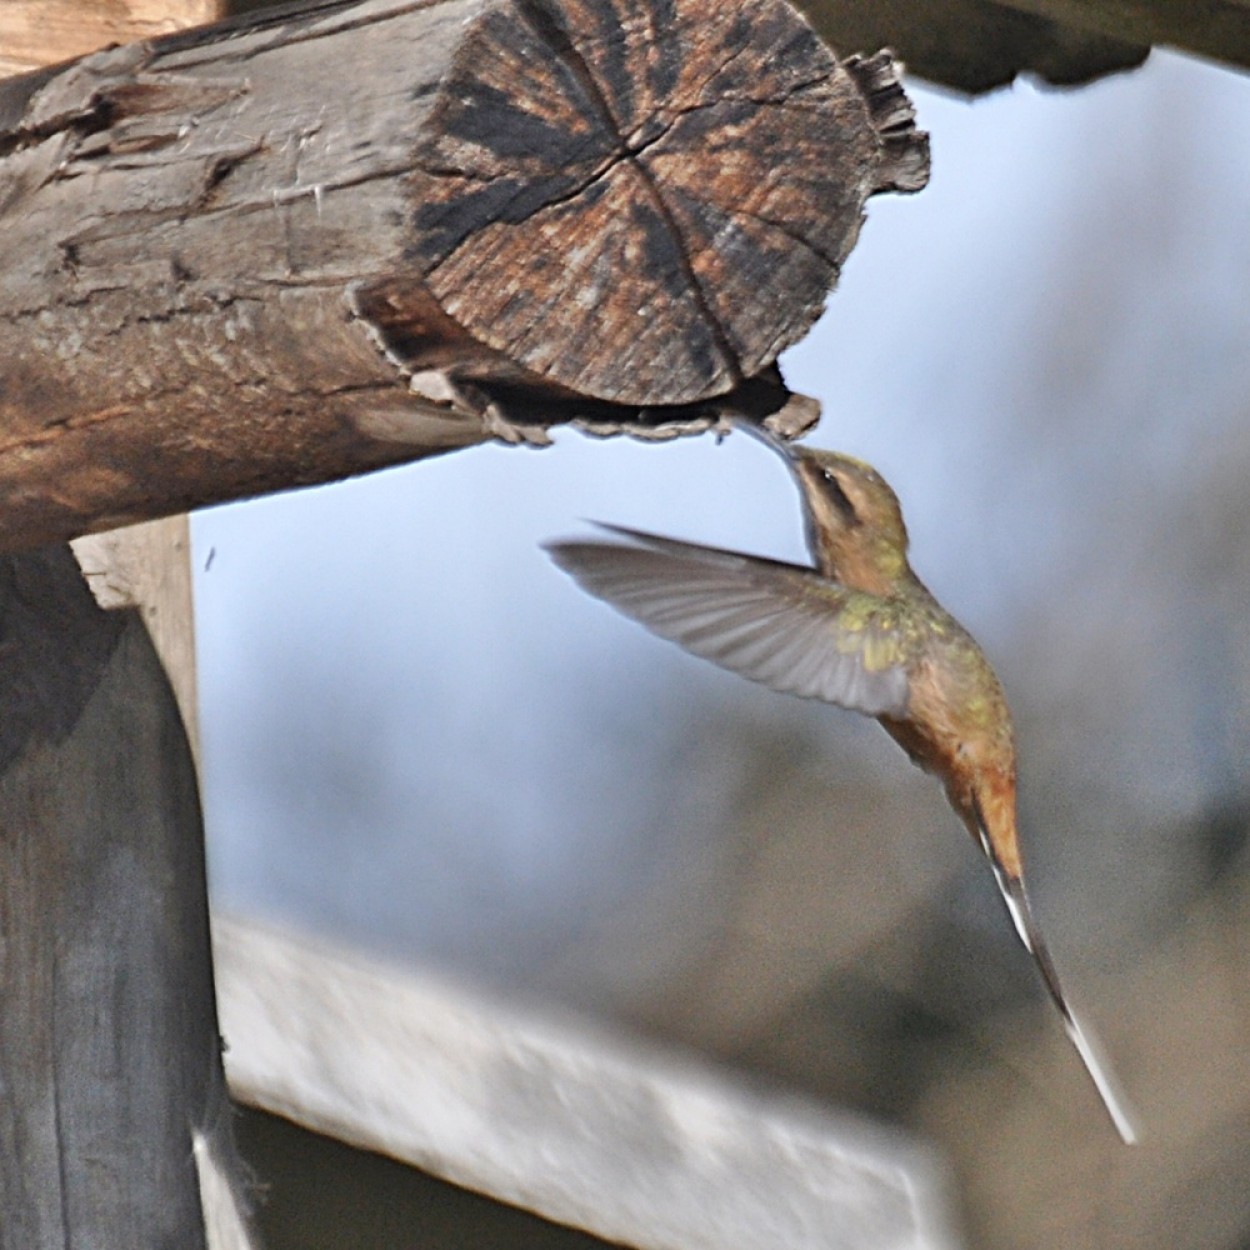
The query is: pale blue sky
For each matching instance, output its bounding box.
[194,48,1250,981]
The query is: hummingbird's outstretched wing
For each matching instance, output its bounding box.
[545,523,911,717]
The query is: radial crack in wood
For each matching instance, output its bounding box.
[399,0,930,406]
[0,0,927,552]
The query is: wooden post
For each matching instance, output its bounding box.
[0,3,255,1247]
[0,0,927,551]
[0,547,255,1248]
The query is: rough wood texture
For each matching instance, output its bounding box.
[216,914,959,1250]
[800,0,1147,94]
[71,514,200,760]
[0,0,219,77]
[382,5,927,406]
[1,5,252,1244]
[0,547,253,1249]
[223,0,1250,90]
[992,0,1250,78]
[0,0,927,553]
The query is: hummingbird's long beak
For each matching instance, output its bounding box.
[731,417,800,462]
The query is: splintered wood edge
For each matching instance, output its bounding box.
[214,913,960,1250]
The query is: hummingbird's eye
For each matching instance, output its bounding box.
[821,469,859,524]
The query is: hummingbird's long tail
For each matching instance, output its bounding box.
[985,856,1139,1144]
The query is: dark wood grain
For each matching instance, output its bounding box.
[0,0,926,552]
[403,0,929,406]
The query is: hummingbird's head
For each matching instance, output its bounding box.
[792,449,911,587]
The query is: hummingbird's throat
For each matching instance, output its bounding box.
[814,529,910,595]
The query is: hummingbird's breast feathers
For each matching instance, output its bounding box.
[896,611,1014,749]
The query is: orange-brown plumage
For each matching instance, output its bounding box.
[545,425,1135,1141]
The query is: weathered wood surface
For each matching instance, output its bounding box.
[0,5,253,1245]
[0,547,254,1249]
[0,0,219,77]
[0,0,928,553]
[801,0,1147,94]
[216,914,960,1250]
[13,0,1242,100]
[71,513,201,759]
[990,0,1250,78]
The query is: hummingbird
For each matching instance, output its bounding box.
[544,424,1136,1142]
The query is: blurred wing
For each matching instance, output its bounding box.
[544,523,910,717]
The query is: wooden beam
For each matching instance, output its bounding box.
[991,0,1250,72]
[215,915,959,1250]
[798,0,1147,94]
[0,0,927,552]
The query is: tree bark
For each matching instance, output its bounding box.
[0,0,928,553]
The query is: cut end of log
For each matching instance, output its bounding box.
[0,0,924,551]
[379,0,929,409]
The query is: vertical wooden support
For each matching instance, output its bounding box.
[0,547,241,1246]
[0,3,254,1246]
[72,516,201,762]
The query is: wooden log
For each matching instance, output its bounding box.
[0,0,219,77]
[0,0,928,553]
[215,914,959,1250]
[0,546,255,1249]
[800,0,1147,94]
[992,0,1250,79]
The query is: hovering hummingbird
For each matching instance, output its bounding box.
[544,424,1136,1142]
